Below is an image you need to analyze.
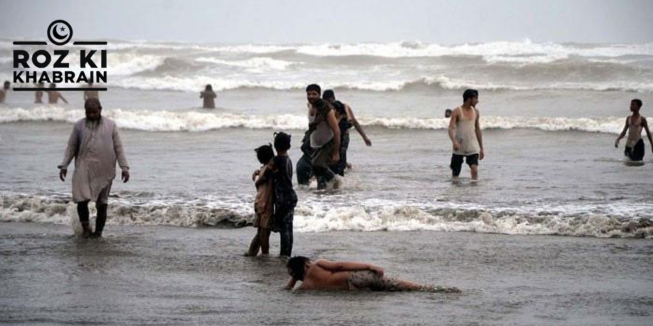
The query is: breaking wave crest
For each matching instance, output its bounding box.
[1,193,650,238]
[0,106,625,134]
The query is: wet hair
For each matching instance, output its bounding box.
[3,81,9,88]
[50,83,56,88]
[273,132,292,152]
[333,100,346,116]
[205,84,213,92]
[632,99,643,108]
[306,84,321,95]
[255,144,275,164]
[322,89,335,101]
[463,89,479,102]
[84,98,102,109]
[287,256,310,281]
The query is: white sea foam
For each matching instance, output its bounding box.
[0,106,628,134]
[1,193,650,238]
[295,41,653,60]
[195,57,295,71]
[102,75,653,93]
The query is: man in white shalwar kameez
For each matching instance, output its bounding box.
[58,98,130,238]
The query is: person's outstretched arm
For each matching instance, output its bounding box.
[345,104,371,146]
[615,117,630,147]
[475,109,484,160]
[316,260,383,276]
[448,109,459,151]
[642,117,653,153]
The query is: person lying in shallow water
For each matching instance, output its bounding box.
[284,256,461,293]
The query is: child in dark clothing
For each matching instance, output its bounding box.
[270,132,298,257]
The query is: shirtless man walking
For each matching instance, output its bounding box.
[615,99,652,161]
[448,89,484,182]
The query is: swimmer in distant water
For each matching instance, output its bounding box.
[35,82,44,103]
[445,109,452,118]
[48,83,68,104]
[0,81,10,103]
[200,84,217,109]
[615,99,652,161]
[284,256,461,293]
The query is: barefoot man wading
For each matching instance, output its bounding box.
[448,89,485,182]
[58,98,130,238]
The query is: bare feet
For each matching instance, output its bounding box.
[81,229,92,239]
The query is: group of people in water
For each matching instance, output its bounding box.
[0,80,102,104]
[3,77,650,292]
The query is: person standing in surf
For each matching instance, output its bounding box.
[270,132,297,257]
[296,84,321,186]
[246,144,276,257]
[58,98,130,238]
[322,89,372,176]
[0,81,10,103]
[448,89,485,182]
[200,84,217,109]
[35,82,45,104]
[615,99,652,161]
[297,84,342,189]
[48,83,68,104]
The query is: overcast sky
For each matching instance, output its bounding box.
[1,0,652,44]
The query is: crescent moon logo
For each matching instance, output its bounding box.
[52,24,68,39]
[47,20,73,46]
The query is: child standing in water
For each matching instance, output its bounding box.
[270,132,297,257]
[246,144,276,256]
[200,84,217,109]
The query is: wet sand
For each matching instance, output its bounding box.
[1,223,651,325]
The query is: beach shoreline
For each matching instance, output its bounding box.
[1,222,651,325]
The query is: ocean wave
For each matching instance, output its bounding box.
[105,75,653,93]
[295,41,653,60]
[1,193,650,238]
[195,57,296,71]
[3,39,652,61]
[0,106,626,133]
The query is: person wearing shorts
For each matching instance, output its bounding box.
[448,89,485,182]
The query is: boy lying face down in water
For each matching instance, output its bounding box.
[285,256,461,293]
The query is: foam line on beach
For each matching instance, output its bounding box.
[0,106,627,134]
[1,193,651,238]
